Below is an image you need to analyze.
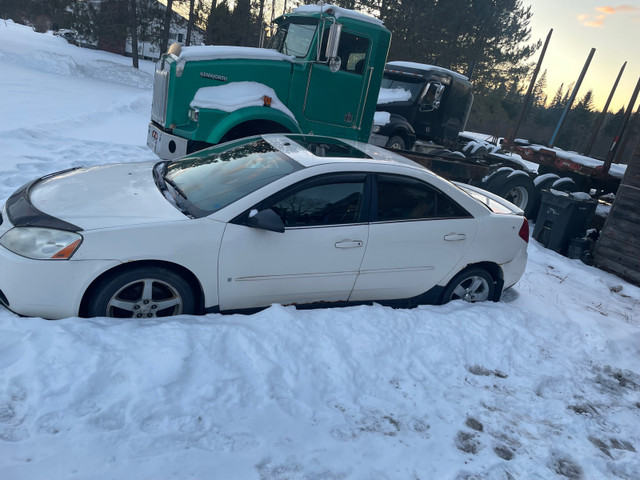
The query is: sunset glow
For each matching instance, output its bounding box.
[529,1,640,112]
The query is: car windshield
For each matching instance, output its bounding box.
[161,138,302,217]
[378,75,425,104]
[268,20,318,58]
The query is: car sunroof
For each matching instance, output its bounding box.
[285,135,372,159]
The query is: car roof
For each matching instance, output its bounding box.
[262,134,427,171]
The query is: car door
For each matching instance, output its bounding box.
[218,173,369,311]
[349,173,477,302]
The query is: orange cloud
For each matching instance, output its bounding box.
[577,13,606,27]
[595,5,639,14]
[579,5,640,27]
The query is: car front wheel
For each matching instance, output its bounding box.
[87,267,196,318]
[441,268,496,304]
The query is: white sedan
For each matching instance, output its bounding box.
[0,135,528,319]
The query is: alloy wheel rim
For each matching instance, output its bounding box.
[106,278,183,318]
[451,276,490,302]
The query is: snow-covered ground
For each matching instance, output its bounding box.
[1,21,639,480]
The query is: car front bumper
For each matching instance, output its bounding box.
[0,244,117,319]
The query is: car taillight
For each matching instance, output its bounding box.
[518,218,529,243]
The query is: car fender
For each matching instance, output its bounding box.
[74,218,226,311]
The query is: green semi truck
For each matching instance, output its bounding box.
[147,4,391,159]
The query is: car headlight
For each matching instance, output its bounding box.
[0,227,83,260]
[371,125,381,133]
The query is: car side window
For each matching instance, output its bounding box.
[269,175,366,227]
[375,174,469,221]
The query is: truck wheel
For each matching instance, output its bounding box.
[551,177,579,193]
[483,168,513,192]
[467,145,488,160]
[386,135,406,150]
[530,174,560,221]
[495,173,536,218]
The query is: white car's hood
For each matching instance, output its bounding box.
[29,162,188,230]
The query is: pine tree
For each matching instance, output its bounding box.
[160,0,174,54]
[550,83,564,109]
[561,82,575,106]
[532,69,547,108]
[367,0,540,94]
[576,90,595,112]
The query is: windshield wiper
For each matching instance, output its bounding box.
[164,176,188,200]
[153,162,194,218]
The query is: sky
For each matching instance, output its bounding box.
[527,1,640,113]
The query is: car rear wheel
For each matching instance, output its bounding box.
[441,268,496,304]
[87,267,196,318]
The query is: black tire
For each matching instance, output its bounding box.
[467,145,489,160]
[483,168,514,193]
[87,267,196,318]
[494,173,537,218]
[551,177,579,193]
[386,135,406,150]
[530,174,560,221]
[441,268,496,304]
[429,148,454,157]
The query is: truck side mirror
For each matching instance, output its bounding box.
[325,23,342,73]
[420,83,445,111]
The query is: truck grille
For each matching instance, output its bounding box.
[151,60,170,126]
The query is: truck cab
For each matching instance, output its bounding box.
[147,4,391,159]
[371,61,473,150]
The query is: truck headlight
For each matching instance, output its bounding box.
[0,227,83,260]
[189,108,199,123]
[371,125,381,133]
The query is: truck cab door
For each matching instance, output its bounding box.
[414,82,445,138]
[303,29,372,137]
[419,83,445,112]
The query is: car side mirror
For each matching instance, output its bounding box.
[246,208,285,233]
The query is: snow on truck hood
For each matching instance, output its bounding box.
[28,163,187,230]
[190,82,297,121]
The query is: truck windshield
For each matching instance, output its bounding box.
[161,138,302,217]
[378,75,425,104]
[268,20,318,58]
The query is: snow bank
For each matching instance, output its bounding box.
[190,82,297,122]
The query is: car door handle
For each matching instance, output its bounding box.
[335,240,364,248]
[444,233,466,241]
